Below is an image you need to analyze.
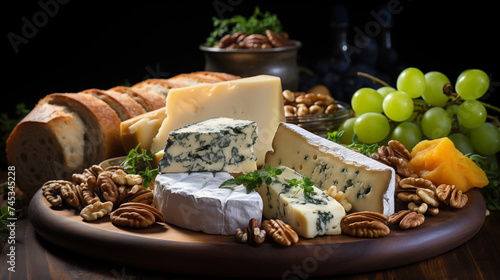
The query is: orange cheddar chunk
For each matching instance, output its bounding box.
[408,137,489,192]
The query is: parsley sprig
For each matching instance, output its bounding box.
[220,164,284,194]
[285,176,315,198]
[120,144,159,189]
[206,6,284,47]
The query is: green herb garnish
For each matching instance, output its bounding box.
[466,153,500,211]
[206,6,283,47]
[220,164,284,194]
[328,131,380,157]
[326,130,344,143]
[121,144,159,189]
[285,176,315,198]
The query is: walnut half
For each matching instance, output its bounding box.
[80,201,113,222]
[436,184,468,208]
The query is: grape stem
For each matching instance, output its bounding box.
[356,72,391,87]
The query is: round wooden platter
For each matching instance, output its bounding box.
[29,188,486,278]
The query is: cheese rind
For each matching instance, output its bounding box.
[265,123,396,217]
[120,108,167,153]
[255,166,345,238]
[158,117,258,173]
[150,75,285,167]
[154,172,263,235]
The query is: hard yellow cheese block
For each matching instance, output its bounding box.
[120,107,166,152]
[150,75,285,167]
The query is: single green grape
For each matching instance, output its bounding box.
[391,122,422,151]
[469,122,500,155]
[353,112,390,144]
[382,91,414,122]
[455,69,490,100]
[445,104,459,118]
[448,133,475,155]
[351,88,384,115]
[456,100,487,129]
[422,71,450,107]
[377,86,396,98]
[421,107,452,139]
[338,117,357,145]
[396,67,426,98]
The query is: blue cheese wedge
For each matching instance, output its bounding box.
[265,122,396,217]
[255,166,346,238]
[158,117,258,173]
[154,172,263,235]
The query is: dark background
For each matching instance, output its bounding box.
[4,0,499,117]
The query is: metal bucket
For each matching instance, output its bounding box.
[200,41,301,91]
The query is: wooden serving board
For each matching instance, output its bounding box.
[29,188,486,278]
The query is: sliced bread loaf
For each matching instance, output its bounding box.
[131,79,186,99]
[81,88,146,121]
[108,86,166,112]
[6,102,86,197]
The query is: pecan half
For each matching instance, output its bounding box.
[261,219,299,246]
[265,29,292,47]
[436,184,468,208]
[242,34,272,49]
[340,211,390,238]
[110,205,156,228]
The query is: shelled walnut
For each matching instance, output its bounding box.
[41,164,158,228]
[235,218,266,245]
[388,210,425,230]
[436,184,468,208]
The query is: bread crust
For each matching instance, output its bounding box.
[81,88,146,120]
[43,93,124,160]
[109,86,166,111]
[6,103,82,197]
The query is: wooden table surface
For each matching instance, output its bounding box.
[0,202,498,280]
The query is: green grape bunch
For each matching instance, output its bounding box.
[346,67,500,156]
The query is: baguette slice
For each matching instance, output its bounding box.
[167,71,240,86]
[6,102,86,197]
[131,79,187,99]
[41,93,124,164]
[108,86,165,112]
[81,88,146,121]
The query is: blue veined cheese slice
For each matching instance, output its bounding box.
[154,172,263,235]
[255,166,345,238]
[150,75,285,168]
[265,122,396,217]
[158,117,258,173]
